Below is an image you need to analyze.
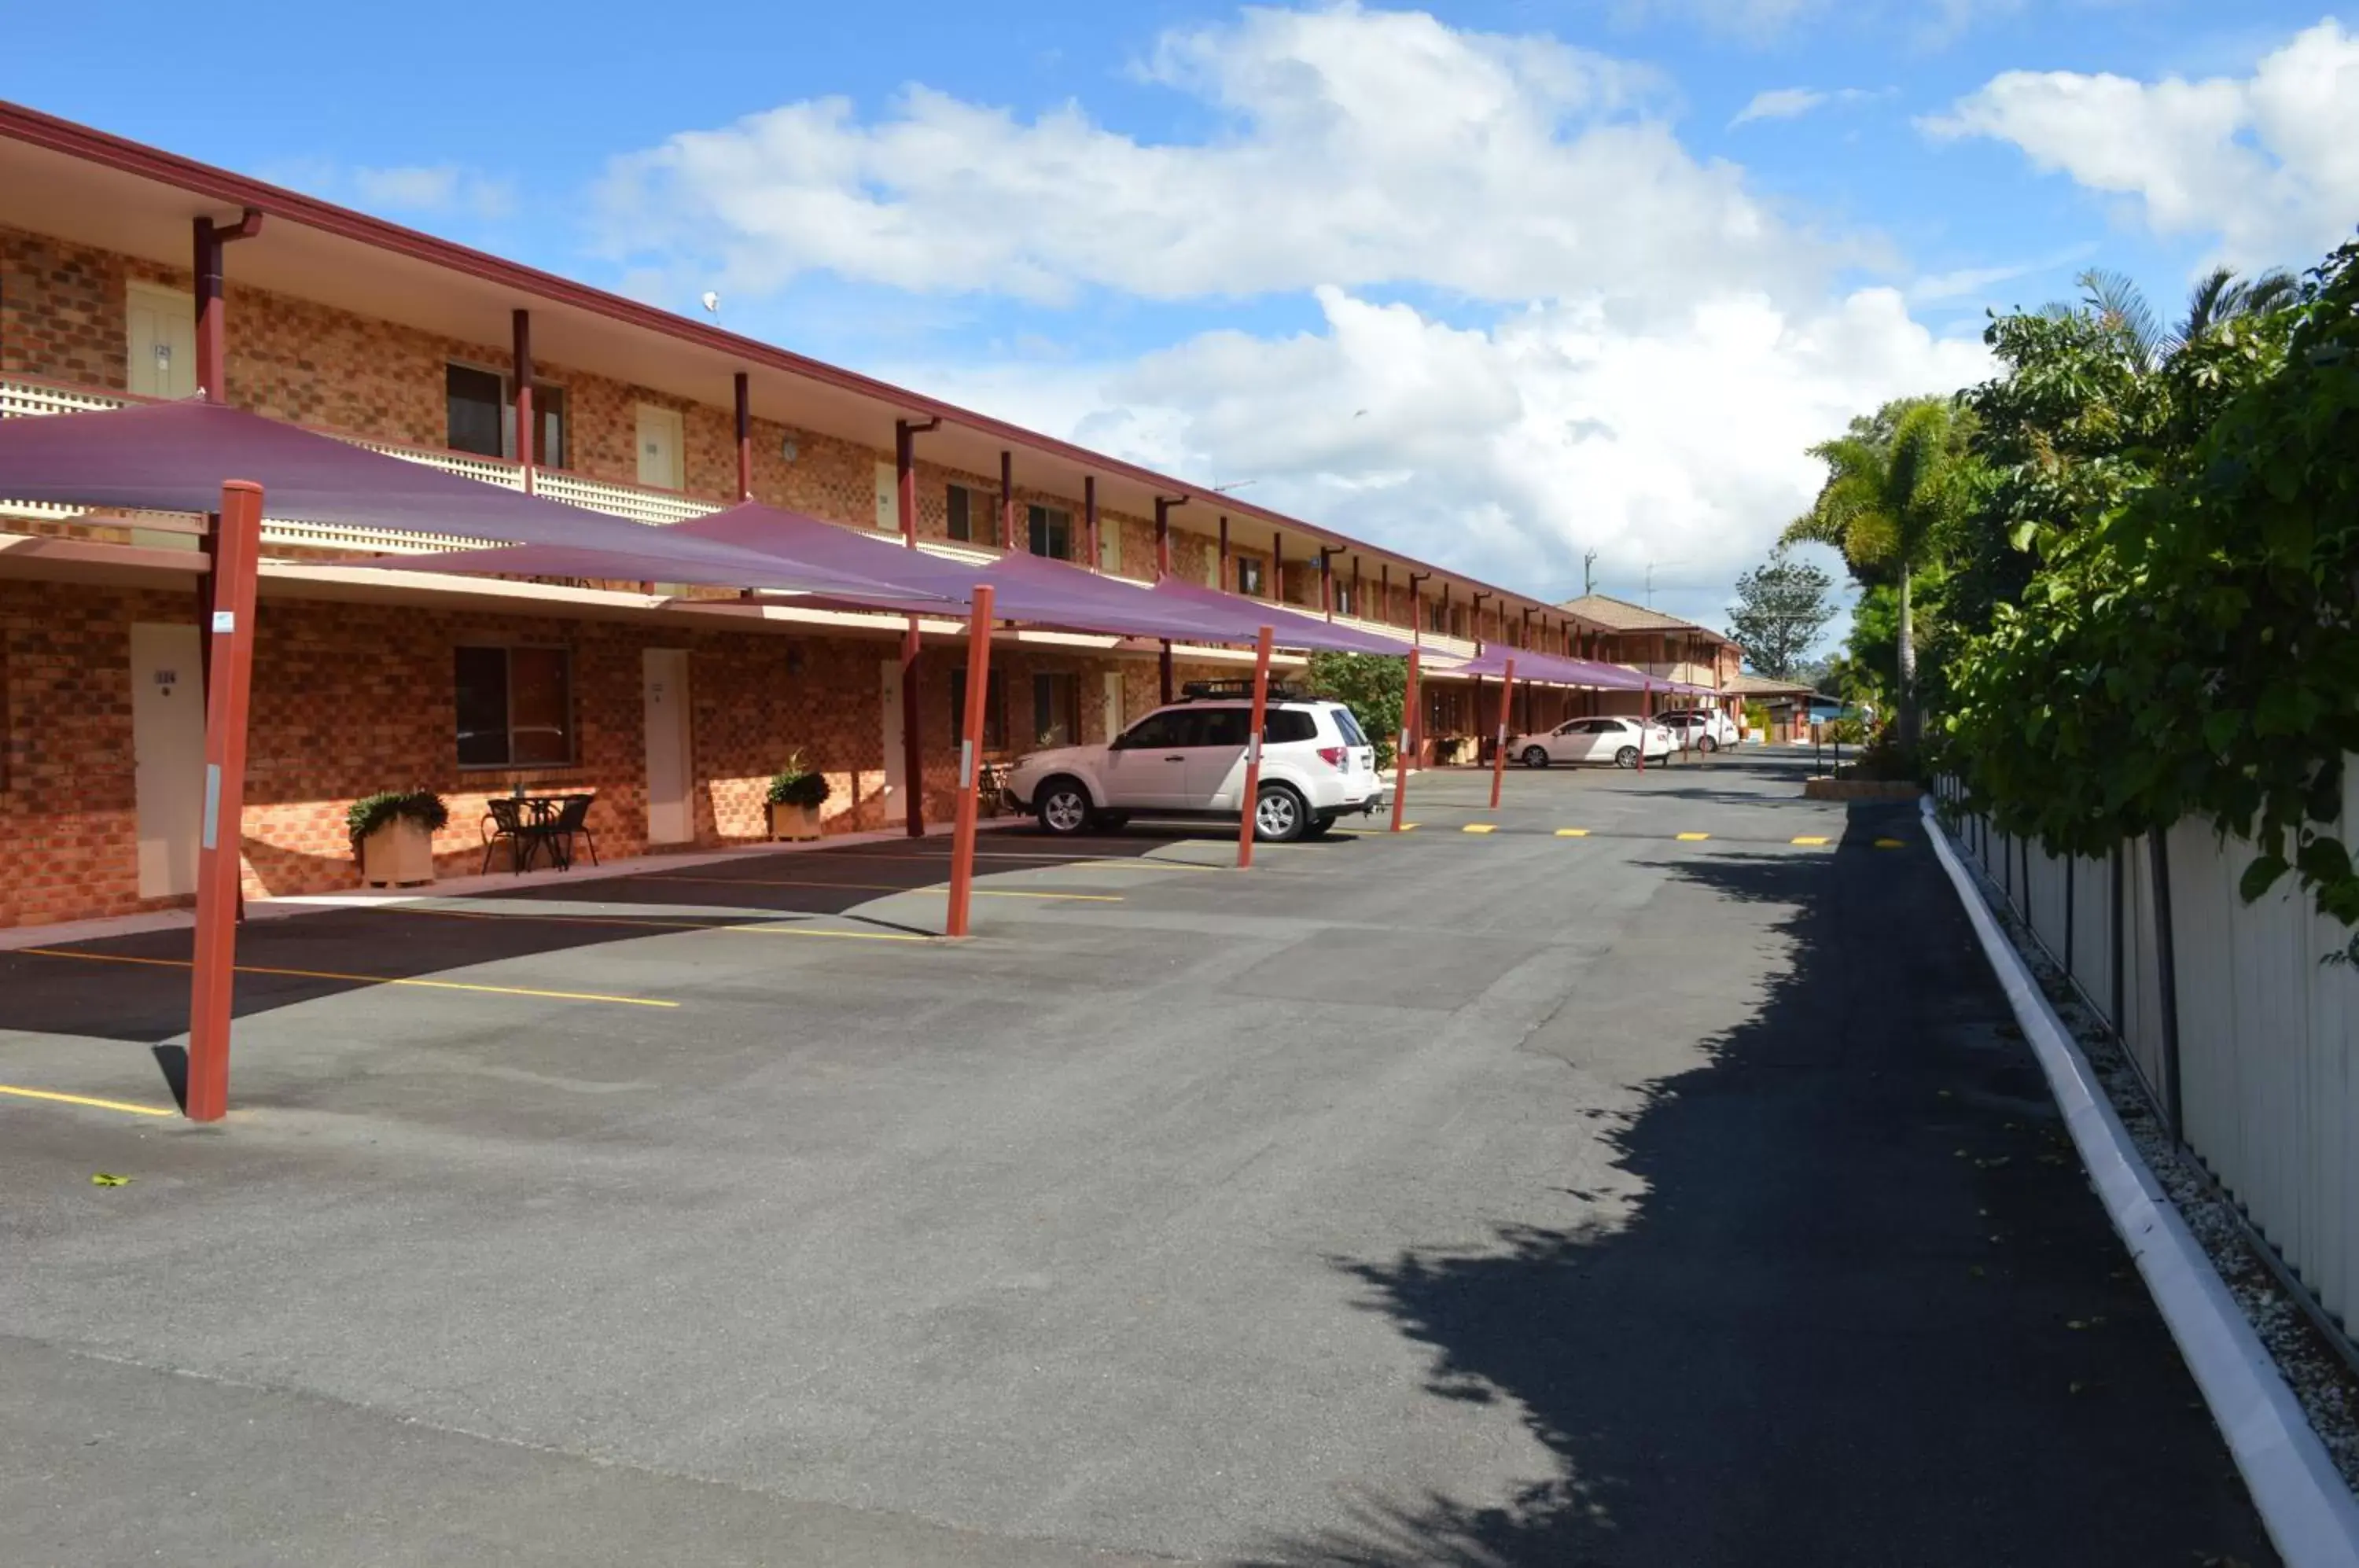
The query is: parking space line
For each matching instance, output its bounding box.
[1676,832,1712,842]
[810,850,1218,873]
[1555,828,1590,837]
[14,947,680,1007]
[1875,837,1908,849]
[379,906,934,943]
[0,1082,178,1118]
[1462,824,1498,834]
[1793,835,1832,846]
[635,875,1121,902]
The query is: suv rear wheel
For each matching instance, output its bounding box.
[1253,783,1308,843]
[1035,778,1093,837]
[1698,735,1719,753]
[1522,744,1550,768]
[1614,745,1640,768]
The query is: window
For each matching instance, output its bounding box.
[1330,709,1369,747]
[445,366,565,466]
[1264,709,1316,744]
[947,484,988,543]
[1196,709,1251,747]
[1236,558,1266,596]
[1117,711,1188,749]
[1032,672,1080,746]
[1027,505,1073,561]
[951,665,1008,750]
[447,365,505,457]
[455,646,574,767]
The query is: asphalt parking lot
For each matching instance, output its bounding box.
[0,749,2276,1566]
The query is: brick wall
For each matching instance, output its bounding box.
[1,578,1139,928]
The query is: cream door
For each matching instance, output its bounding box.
[874,461,900,533]
[642,649,693,845]
[124,285,202,550]
[880,658,905,801]
[130,623,205,897]
[635,405,685,491]
[125,282,197,400]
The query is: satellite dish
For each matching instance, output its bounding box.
[699,291,721,315]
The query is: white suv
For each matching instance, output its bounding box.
[1656,708,1741,752]
[1004,688,1384,842]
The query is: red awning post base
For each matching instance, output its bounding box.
[1237,625,1275,870]
[1489,660,1516,812]
[185,479,263,1124]
[945,586,996,938]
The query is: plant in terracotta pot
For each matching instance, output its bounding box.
[766,753,832,841]
[348,789,449,887]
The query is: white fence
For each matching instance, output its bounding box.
[1938,778,2359,1346]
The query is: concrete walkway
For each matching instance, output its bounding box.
[0,753,2275,1565]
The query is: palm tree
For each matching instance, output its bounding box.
[1782,396,1971,750]
[2073,265,2299,369]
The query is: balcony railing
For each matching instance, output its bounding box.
[0,376,728,553]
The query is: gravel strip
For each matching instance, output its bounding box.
[1956,834,2359,1495]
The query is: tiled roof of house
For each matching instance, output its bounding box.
[1726,672,1824,697]
[1557,593,1733,642]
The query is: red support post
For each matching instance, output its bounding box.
[1237,624,1275,870]
[999,450,1015,554]
[1159,640,1174,705]
[1489,659,1515,812]
[1272,532,1283,600]
[1391,587,1425,832]
[1218,515,1230,591]
[734,370,752,501]
[896,418,933,837]
[184,480,263,1124]
[1636,672,1652,775]
[1155,497,1174,578]
[513,309,535,493]
[946,584,995,938]
[1084,477,1099,570]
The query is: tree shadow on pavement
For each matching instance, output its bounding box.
[1247,808,2277,1568]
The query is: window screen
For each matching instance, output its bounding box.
[446,365,506,458]
[455,646,574,767]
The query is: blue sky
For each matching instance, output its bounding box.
[8,2,2353,639]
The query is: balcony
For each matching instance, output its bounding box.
[0,376,728,554]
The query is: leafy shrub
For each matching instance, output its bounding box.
[346,790,448,852]
[767,753,833,809]
[1306,651,1405,769]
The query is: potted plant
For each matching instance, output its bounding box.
[767,753,831,841]
[348,789,449,887]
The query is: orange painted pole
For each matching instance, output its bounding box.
[184,479,263,1123]
[1488,657,1515,811]
[1238,624,1275,870]
[1636,672,1652,775]
[1391,596,1423,832]
[945,584,996,939]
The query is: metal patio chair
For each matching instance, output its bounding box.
[545,793,599,871]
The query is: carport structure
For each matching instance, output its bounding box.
[0,402,1440,1123]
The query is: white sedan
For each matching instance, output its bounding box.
[1511,716,1676,768]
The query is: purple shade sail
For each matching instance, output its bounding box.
[1144,576,1419,656]
[0,399,919,596]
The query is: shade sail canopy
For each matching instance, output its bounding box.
[0,399,928,596]
[1143,576,1419,656]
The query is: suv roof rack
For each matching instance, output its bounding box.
[1179,679,1312,703]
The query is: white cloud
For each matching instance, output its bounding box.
[1729,86,1882,126]
[1923,19,2359,270]
[882,285,1989,619]
[351,164,515,222]
[612,2,1989,621]
[600,2,1859,306]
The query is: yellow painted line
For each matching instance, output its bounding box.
[1676,832,1712,842]
[17,947,679,1007]
[811,850,1217,873]
[0,1082,177,1118]
[1555,828,1590,837]
[1875,837,1908,849]
[1462,823,1498,834]
[638,875,1121,902]
[381,906,933,944]
[1792,835,1832,846]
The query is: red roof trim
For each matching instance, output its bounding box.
[0,98,1602,632]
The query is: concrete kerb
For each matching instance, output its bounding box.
[0,818,1031,954]
[1923,795,2359,1568]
